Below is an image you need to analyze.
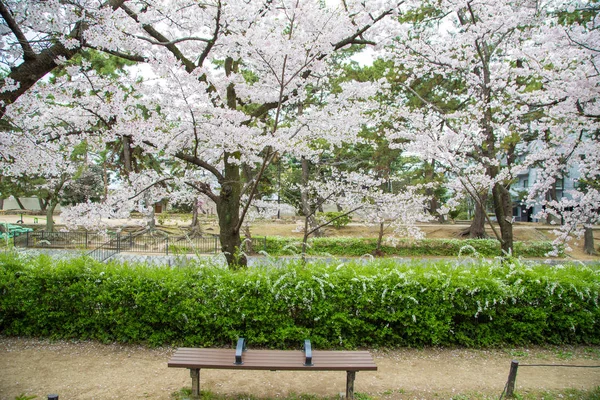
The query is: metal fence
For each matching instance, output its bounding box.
[13,230,267,258]
[13,231,111,250]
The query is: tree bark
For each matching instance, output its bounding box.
[45,201,58,233]
[189,200,204,238]
[584,225,597,255]
[217,152,246,268]
[375,222,385,256]
[122,135,133,174]
[461,193,487,238]
[300,157,321,237]
[102,161,109,201]
[492,183,514,255]
[143,191,156,231]
[544,185,560,225]
[424,160,444,223]
[242,222,254,254]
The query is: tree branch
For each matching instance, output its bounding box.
[119,3,197,72]
[306,205,362,237]
[175,152,225,182]
[84,45,147,62]
[0,0,36,61]
[236,148,278,232]
[127,177,173,200]
[198,0,221,67]
[184,181,219,204]
[0,0,127,118]
[332,3,402,50]
[131,34,212,46]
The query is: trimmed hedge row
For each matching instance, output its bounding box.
[263,236,562,258]
[1,253,598,349]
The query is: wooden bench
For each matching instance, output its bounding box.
[168,339,377,399]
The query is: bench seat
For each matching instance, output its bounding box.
[168,347,377,399]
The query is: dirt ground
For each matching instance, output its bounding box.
[1,337,599,400]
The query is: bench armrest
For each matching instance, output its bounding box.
[303,339,313,366]
[234,337,246,365]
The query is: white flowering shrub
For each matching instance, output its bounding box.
[1,254,598,347]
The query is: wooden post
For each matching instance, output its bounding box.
[190,368,200,398]
[506,360,519,397]
[346,371,356,399]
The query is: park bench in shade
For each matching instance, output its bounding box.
[168,339,377,399]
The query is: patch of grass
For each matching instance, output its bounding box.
[171,388,600,400]
[554,349,574,359]
[512,387,600,399]
[584,347,600,358]
[171,388,364,400]
[14,395,37,400]
[507,349,530,358]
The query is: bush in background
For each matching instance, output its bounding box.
[264,236,562,258]
[316,212,352,229]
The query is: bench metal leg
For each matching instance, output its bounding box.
[346,371,355,399]
[190,368,200,398]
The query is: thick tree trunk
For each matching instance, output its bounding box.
[122,135,133,174]
[217,153,246,268]
[242,222,254,254]
[143,192,156,231]
[375,222,385,256]
[492,183,514,256]
[45,201,58,233]
[430,197,444,223]
[188,202,204,237]
[0,197,3,210]
[300,157,321,237]
[102,161,109,201]
[462,193,487,238]
[584,225,597,255]
[544,186,560,225]
[424,160,443,223]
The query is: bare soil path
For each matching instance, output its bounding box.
[1,337,599,400]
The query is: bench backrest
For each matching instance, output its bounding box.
[168,348,377,371]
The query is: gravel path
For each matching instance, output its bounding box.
[1,337,599,400]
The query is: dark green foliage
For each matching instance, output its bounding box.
[317,212,352,229]
[264,236,562,258]
[1,253,598,349]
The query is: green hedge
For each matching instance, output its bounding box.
[1,253,598,348]
[263,236,562,258]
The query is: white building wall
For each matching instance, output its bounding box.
[0,196,61,212]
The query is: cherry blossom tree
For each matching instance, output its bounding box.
[0,0,405,267]
[358,186,433,255]
[384,0,599,255]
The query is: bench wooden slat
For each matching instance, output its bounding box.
[168,348,377,371]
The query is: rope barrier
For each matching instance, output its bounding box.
[500,360,600,399]
[519,363,600,368]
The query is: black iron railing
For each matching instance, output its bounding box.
[86,233,134,262]
[13,230,267,259]
[13,231,110,249]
